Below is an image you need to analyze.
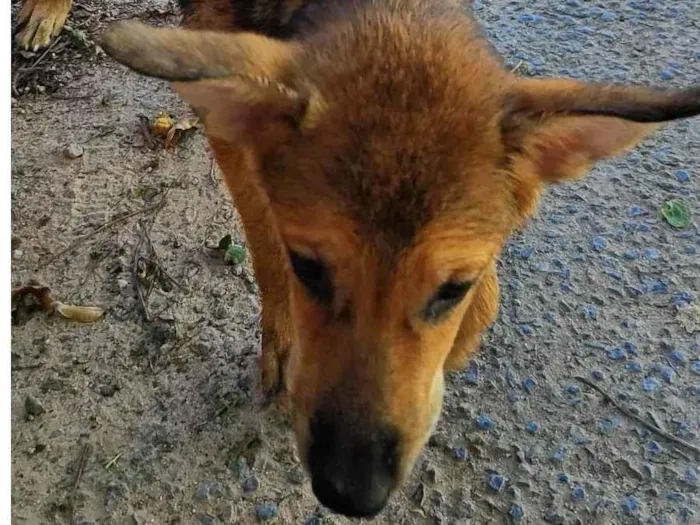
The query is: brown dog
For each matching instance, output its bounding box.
[100,0,700,518]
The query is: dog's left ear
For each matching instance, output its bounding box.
[101,21,317,150]
[502,78,700,184]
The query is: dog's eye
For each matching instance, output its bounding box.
[424,281,472,322]
[289,251,333,303]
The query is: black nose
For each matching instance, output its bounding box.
[307,411,398,518]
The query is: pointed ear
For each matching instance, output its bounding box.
[502,78,700,183]
[101,20,319,146]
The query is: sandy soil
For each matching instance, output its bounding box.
[11,1,700,524]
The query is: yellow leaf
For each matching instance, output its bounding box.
[151,112,175,137]
[54,302,104,323]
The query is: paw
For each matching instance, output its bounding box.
[16,0,72,51]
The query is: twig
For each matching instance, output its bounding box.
[510,60,524,74]
[208,158,217,185]
[66,443,91,520]
[132,226,152,322]
[11,362,43,371]
[575,376,700,459]
[104,452,122,470]
[35,199,167,271]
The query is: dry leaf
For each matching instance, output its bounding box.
[164,117,200,149]
[54,302,104,323]
[11,281,104,324]
[151,112,175,137]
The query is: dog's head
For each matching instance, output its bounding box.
[103,14,700,518]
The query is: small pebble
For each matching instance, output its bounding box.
[557,472,569,484]
[64,143,84,159]
[12,249,23,260]
[196,514,218,525]
[591,370,605,381]
[597,418,617,435]
[452,447,469,461]
[24,394,45,417]
[242,476,260,493]
[255,502,278,522]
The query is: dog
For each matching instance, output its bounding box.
[100,0,700,518]
[14,0,73,51]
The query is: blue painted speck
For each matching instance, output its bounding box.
[625,361,643,373]
[552,447,567,463]
[673,291,693,308]
[670,350,686,365]
[690,361,700,376]
[591,236,607,252]
[581,305,597,320]
[642,248,661,260]
[522,378,536,393]
[666,491,685,502]
[487,473,506,493]
[642,376,660,392]
[255,503,278,522]
[465,362,480,385]
[526,422,539,434]
[557,472,569,484]
[652,364,675,384]
[660,69,675,80]
[607,348,625,361]
[674,169,690,182]
[623,248,639,261]
[681,467,698,488]
[680,508,695,523]
[572,486,586,501]
[566,385,581,395]
[476,414,496,431]
[647,441,663,456]
[621,495,639,515]
[509,503,525,522]
[592,370,605,380]
[519,246,535,259]
[452,447,469,461]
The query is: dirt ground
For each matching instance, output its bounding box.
[10,1,700,524]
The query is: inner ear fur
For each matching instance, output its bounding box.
[502,78,700,183]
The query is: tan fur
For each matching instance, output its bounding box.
[101,0,700,515]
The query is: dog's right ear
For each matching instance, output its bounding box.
[101,21,318,148]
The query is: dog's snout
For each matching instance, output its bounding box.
[308,411,399,518]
